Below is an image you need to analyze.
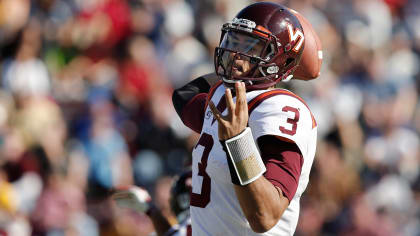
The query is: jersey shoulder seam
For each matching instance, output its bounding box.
[248,89,317,128]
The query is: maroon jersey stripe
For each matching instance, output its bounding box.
[211,95,226,125]
[204,81,223,111]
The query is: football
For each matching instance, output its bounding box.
[290,9,323,80]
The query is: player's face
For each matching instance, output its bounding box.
[218,32,266,78]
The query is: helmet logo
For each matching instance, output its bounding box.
[286,24,304,52]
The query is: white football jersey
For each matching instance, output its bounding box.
[190,83,317,236]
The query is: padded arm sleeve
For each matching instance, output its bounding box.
[172,73,219,118]
[172,73,219,133]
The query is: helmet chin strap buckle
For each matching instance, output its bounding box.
[282,74,293,82]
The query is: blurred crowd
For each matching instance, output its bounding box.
[0,0,419,235]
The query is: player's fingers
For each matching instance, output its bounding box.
[112,191,132,200]
[112,191,128,198]
[235,82,247,116]
[209,101,225,123]
[225,88,235,115]
[113,194,135,207]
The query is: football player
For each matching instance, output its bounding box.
[172,2,317,235]
[113,170,192,236]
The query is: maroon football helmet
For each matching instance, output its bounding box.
[214,2,305,90]
[170,170,192,222]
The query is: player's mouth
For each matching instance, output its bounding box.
[232,66,243,77]
[232,65,242,72]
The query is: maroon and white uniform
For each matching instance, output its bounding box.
[181,82,317,235]
[164,217,192,236]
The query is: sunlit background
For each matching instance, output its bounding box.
[0,0,419,235]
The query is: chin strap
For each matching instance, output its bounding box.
[221,63,297,89]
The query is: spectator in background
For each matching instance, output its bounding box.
[83,99,133,193]
[71,0,131,59]
[0,0,31,59]
[2,20,51,99]
[113,170,192,236]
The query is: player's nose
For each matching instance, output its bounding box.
[233,56,249,70]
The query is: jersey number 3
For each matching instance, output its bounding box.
[279,106,300,136]
[191,133,213,208]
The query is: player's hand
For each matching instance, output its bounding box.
[112,186,152,213]
[209,82,248,140]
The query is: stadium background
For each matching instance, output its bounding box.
[0,0,419,235]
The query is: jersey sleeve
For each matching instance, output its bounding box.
[257,135,303,202]
[172,74,221,133]
[248,93,316,201]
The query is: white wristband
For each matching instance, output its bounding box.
[224,127,266,185]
